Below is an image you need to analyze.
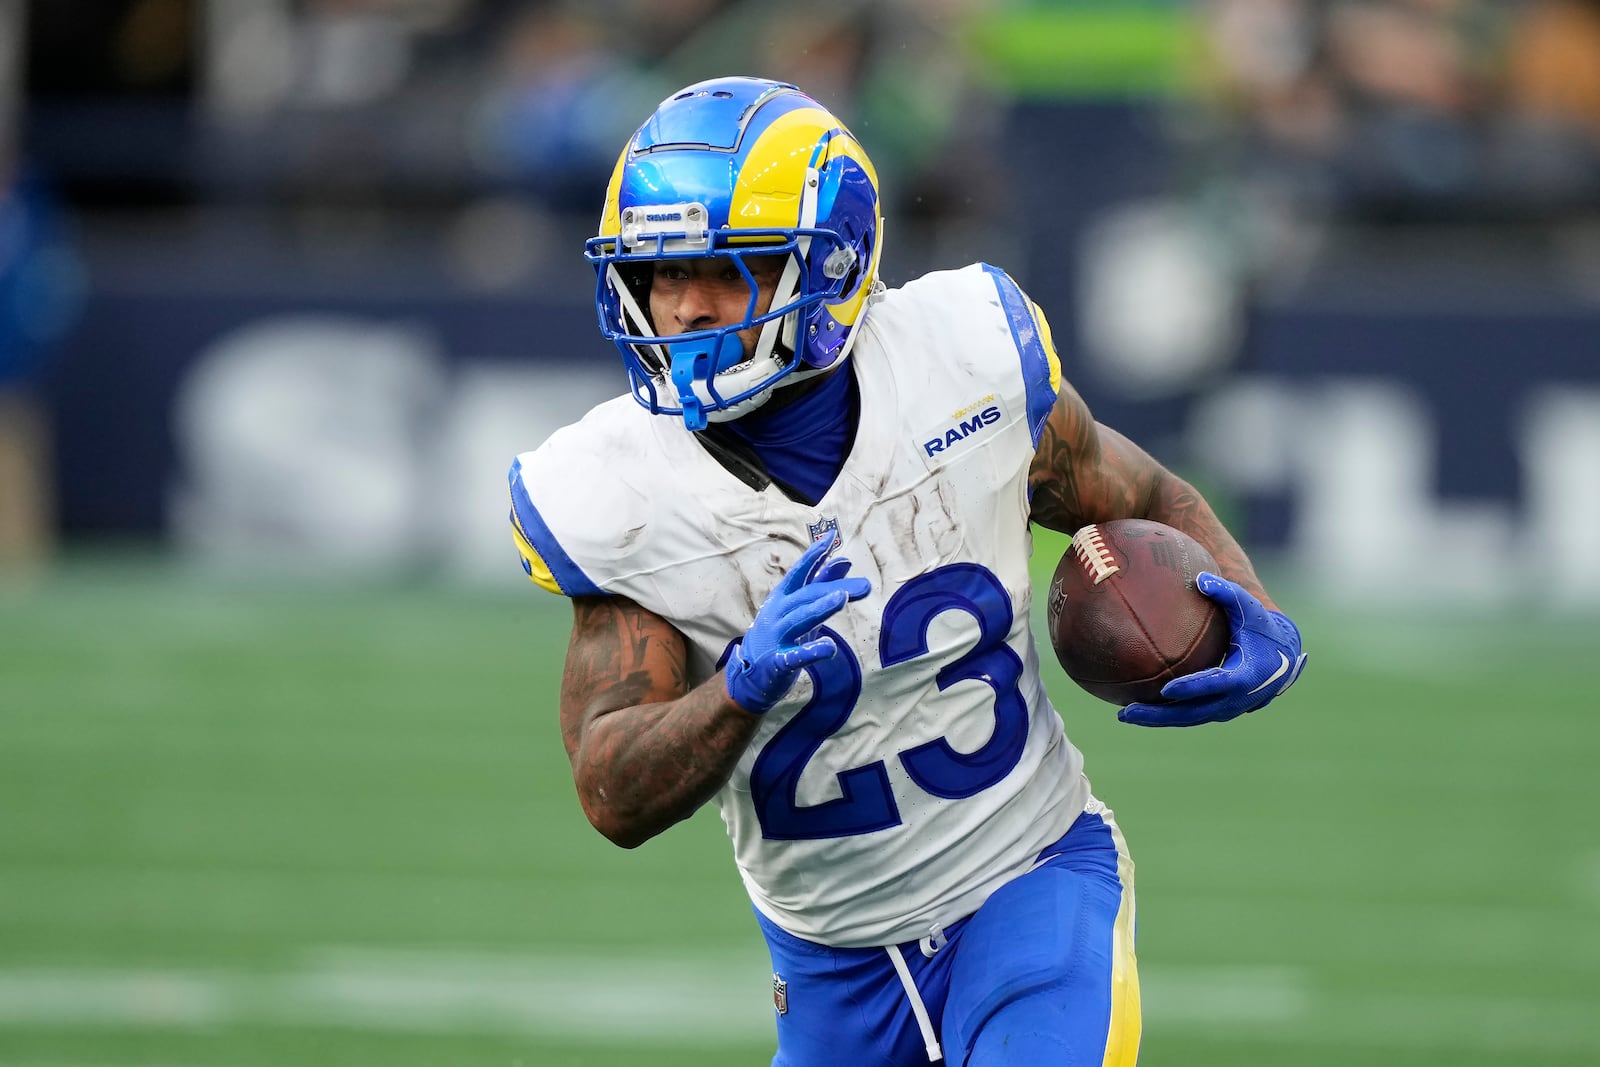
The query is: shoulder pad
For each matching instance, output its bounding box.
[508,453,605,596]
[506,399,655,596]
[976,264,1061,447]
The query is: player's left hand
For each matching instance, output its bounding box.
[1118,572,1307,728]
[724,529,872,715]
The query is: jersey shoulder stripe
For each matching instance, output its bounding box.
[980,263,1061,447]
[507,456,604,597]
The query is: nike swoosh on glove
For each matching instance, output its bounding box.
[725,528,872,714]
[1118,571,1307,728]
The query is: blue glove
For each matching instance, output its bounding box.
[1119,571,1307,728]
[725,529,871,714]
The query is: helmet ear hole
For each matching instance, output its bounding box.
[836,259,861,301]
[846,229,874,296]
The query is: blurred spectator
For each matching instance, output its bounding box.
[468,3,670,211]
[1196,0,1600,222]
[184,0,1005,246]
[0,162,84,568]
[657,0,1005,258]
[1505,0,1600,138]
[1497,0,1600,204]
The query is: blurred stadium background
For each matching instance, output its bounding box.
[2,1,1598,1065]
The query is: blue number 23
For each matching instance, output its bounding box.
[749,563,1029,841]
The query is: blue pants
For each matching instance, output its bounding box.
[758,809,1141,1066]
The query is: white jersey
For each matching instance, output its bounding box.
[511,264,1093,947]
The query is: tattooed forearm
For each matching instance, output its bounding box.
[576,678,758,848]
[1142,470,1276,611]
[560,596,759,849]
[1028,390,1277,611]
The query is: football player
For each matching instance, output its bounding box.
[509,77,1307,1066]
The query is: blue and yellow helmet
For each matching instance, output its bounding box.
[584,77,883,431]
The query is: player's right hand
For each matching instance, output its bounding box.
[724,528,871,714]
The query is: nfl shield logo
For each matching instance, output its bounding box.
[772,973,789,1016]
[807,516,837,543]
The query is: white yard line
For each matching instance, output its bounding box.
[1138,965,1309,1024]
[0,953,773,1044]
[0,952,1595,1056]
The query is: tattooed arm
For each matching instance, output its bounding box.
[1028,379,1278,612]
[559,594,760,849]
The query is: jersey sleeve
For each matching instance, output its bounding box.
[507,454,605,596]
[978,264,1063,448]
[505,397,663,598]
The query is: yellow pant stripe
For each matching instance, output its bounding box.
[1102,813,1142,1066]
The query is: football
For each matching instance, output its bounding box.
[1045,519,1230,706]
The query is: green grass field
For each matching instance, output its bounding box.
[2,544,1597,1066]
